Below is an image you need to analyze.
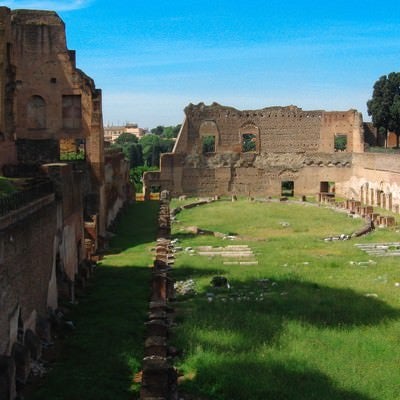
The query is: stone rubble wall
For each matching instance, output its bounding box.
[140,191,178,400]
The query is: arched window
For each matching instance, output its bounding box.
[27,95,46,129]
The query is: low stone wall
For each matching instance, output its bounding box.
[140,191,178,400]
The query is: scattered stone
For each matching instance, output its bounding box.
[174,279,196,296]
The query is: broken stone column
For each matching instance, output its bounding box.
[140,356,177,400]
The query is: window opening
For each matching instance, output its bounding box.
[202,135,216,153]
[59,138,85,161]
[242,133,257,152]
[281,181,294,197]
[334,134,347,151]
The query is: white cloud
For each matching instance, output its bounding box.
[2,0,92,11]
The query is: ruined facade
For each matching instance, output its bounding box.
[0,8,129,398]
[144,102,400,211]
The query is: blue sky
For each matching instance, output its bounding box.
[3,0,400,128]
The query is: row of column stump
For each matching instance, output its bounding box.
[320,195,396,228]
[140,191,179,400]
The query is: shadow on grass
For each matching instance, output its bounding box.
[182,359,375,400]
[27,203,160,400]
[107,201,160,252]
[28,266,150,400]
[173,267,228,281]
[174,275,400,399]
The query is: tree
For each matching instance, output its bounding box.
[139,134,161,166]
[129,143,143,168]
[151,126,164,136]
[367,72,400,148]
[114,132,138,145]
[150,124,181,138]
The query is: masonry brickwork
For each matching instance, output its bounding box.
[0,8,130,398]
[144,102,400,212]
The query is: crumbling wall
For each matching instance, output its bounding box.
[144,103,364,197]
[0,199,57,356]
[104,148,130,227]
[0,7,17,169]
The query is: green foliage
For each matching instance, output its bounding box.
[0,177,17,196]
[202,135,216,153]
[129,143,143,168]
[367,72,400,147]
[242,133,256,152]
[28,203,159,400]
[139,134,161,166]
[139,134,174,167]
[151,124,181,138]
[130,165,158,192]
[334,134,347,151]
[115,132,138,145]
[59,151,85,161]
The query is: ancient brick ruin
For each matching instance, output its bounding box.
[144,102,400,214]
[0,7,130,399]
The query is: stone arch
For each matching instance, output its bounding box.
[27,95,46,129]
[239,122,260,153]
[199,120,219,153]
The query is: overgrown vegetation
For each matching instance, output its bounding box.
[109,124,180,193]
[170,199,400,400]
[59,151,85,161]
[27,202,159,400]
[130,165,159,192]
[334,134,347,151]
[0,176,17,196]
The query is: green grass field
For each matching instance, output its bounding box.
[170,199,400,400]
[26,199,400,400]
[27,201,159,400]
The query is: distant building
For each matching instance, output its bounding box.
[104,123,146,143]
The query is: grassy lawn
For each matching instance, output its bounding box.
[27,201,159,400]
[170,199,400,400]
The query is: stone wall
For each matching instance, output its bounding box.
[144,103,363,197]
[104,147,130,227]
[144,103,400,210]
[0,8,130,398]
[0,8,17,170]
[0,6,107,234]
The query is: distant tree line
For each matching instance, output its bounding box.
[367,72,400,148]
[111,124,181,191]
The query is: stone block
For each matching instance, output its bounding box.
[145,320,169,338]
[144,336,168,357]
